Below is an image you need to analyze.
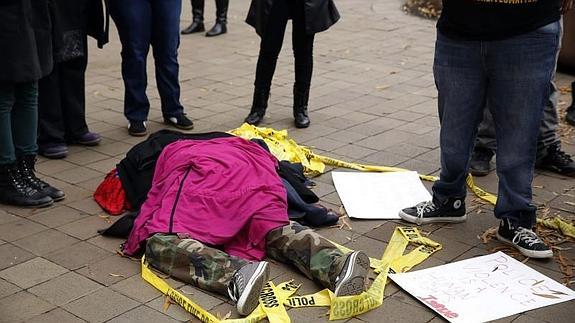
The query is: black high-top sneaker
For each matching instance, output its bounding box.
[496,218,553,259]
[399,197,466,225]
[536,143,575,177]
[0,163,53,207]
[469,147,494,177]
[18,155,65,201]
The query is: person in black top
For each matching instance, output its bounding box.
[401,0,563,259]
[243,0,340,128]
[181,0,229,37]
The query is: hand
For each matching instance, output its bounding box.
[563,0,575,13]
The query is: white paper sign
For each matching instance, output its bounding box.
[332,171,431,219]
[390,252,575,322]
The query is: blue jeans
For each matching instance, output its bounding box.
[109,0,184,122]
[432,21,560,228]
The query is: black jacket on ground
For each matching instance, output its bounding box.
[0,0,53,83]
[246,0,340,36]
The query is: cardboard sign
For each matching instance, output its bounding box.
[389,252,575,322]
[332,171,431,219]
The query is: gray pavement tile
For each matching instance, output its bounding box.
[146,295,194,321]
[28,271,102,306]
[0,218,48,242]
[0,243,35,271]
[0,257,68,289]
[63,288,139,323]
[44,241,112,270]
[57,214,113,240]
[0,278,21,299]
[27,205,89,228]
[13,229,79,256]
[0,291,56,322]
[110,275,162,304]
[0,210,19,225]
[53,167,103,185]
[76,255,140,287]
[357,293,435,323]
[107,305,179,323]
[26,308,87,323]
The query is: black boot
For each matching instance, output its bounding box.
[18,155,65,201]
[293,85,310,128]
[244,88,270,126]
[182,0,205,34]
[566,81,575,127]
[0,163,53,208]
[206,0,228,37]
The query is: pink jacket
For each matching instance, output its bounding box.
[123,137,289,260]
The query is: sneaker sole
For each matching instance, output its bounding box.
[236,262,269,316]
[470,169,490,177]
[398,210,467,225]
[40,150,68,159]
[334,251,370,297]
[163,120,194,130]
[496,233,553,259]
[128,130,147,137]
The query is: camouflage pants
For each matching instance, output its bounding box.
[145,221,346,297]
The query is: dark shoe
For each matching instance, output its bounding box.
[469,147,494,177]
[566,105,575,126]
[536,143,575,177]
[128,121,147,137]
[244,88,270,126]
[164,114,194,130]
[228,261,269,316]
[181,0,205,34]
[206,0,228,37]
[18,155,65,202]
[334,251,369,297]
[293,85,310,128]
[72,132,101,146]
[399,197,466,225]
[0,163,53,208]
[497,219,553,258]
[39,143,68,159]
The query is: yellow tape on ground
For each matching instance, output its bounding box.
[230,124,497,206]
[140,226,442,322]
[537,217,575,239]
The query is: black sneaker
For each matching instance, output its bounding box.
[334,251,370,297]
[536,143,575,177]
[496,219,553,258]
[399,197,466,225]
[164,114,194,130]
[469,147,494,177]
[128,121,147,137]
[228,261,269,316]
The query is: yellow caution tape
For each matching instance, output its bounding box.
[537,217,575,239]
[141,226,441,322]
[230,124,497,206]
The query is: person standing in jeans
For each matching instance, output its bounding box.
[400,0,562,259]
[181,0,229,37]
[0,0,64,207]
[108,0,194,137]
[244,0,340,128]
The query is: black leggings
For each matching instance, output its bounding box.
[254,0,315,91]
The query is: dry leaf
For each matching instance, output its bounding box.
[109,273,125,278]
[163,295,173,311]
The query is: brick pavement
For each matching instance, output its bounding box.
[1,0,574,322]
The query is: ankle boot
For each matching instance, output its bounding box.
[182,0,205,34]
[18,155,65,202]
[293,85,310,128]
[244,88,270,126]
[206,0,228,37]
[0,162,53,207]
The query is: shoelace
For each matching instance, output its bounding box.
[415,201,437,225]
[9,169,37,196]
[20,162,47,189]
[512,227,544,247]
[227,273,244,302]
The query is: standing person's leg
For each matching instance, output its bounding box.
[291,0,315,129]
[400,33,486,225]
[205,0,228,37]
[60,43,101,146]
[266,221,369,296]
[487,21,560,258]
[37,62,68,158]
[146,234,269,316]
[567,80,575,125]
[0,82,54,207]
[244,0,290,125]
[181,0,205,34]
[108,0,152,135]
[469,108,496,176]
[151,0,193,130]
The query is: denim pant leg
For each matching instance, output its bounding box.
[151,0,184,118]
[0,84,17,164]
[536,81,560,159]
[432,34,487,203]
[109,0,152,122]
[487,21,560,228]
[475,108,497,152]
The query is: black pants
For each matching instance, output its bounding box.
[254,0,315,91]
[38,53,89,145]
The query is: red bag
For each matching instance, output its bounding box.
[93,169,131,215]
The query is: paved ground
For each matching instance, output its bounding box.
[1,0,574,322]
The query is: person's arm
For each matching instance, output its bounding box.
[563,0,574,13]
